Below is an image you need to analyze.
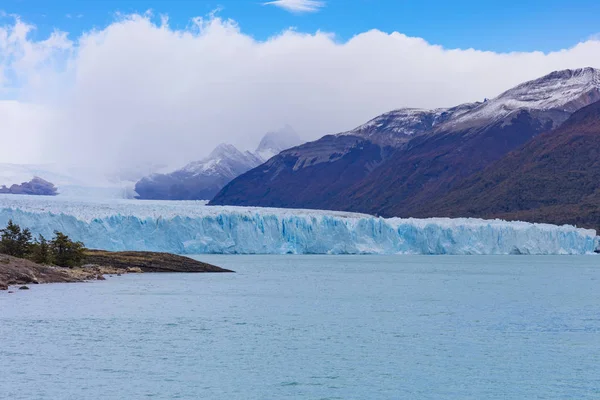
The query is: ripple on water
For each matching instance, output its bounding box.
[1,255,600,399]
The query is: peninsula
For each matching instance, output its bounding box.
[0,250,233,291]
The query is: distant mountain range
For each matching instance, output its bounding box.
[134,126,303,200]
[211,68,600,229]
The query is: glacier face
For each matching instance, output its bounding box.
[0,195,597,255]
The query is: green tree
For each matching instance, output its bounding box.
[50,231,85,268]
[31,234,52,264]
[0,220,33,258]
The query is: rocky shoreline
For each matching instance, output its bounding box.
[0,250,233,291]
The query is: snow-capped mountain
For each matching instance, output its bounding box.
[181,144,263,178]
[255,68,600,181]
[346,67,600,146]
[134,127,304,200]
[134,144,262,201]
[255,125,303,160]
[211,68,600,222]
[427,98,600,230]
[446,67,600,130]
[344,102,480,147]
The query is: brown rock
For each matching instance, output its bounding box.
[19,286,30,290]
[0,255,82,286]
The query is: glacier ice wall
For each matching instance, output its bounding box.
[0,195,597,255]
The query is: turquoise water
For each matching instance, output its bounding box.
[1,255,599,399]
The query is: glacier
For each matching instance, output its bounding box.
[0,195,597,255]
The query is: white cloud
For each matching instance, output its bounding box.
[1,13,600,179]
[263,0,325,13]
[0,101,58,164]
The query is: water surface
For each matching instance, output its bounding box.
[1,255,599,399]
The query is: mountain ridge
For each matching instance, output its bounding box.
[211,68,600,224]
[135,126,303,200]
[422,99,600,230]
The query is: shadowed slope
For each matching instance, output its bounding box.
[424,100,600,230]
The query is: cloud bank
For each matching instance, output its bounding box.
[1,13,600,178]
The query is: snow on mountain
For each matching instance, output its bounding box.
[210,68,600,213]
[292,69,600,173]
[179,126,302,178]
[494,67,600,112]
[306,67,600,168]
[134,143,265,200]
[344,68,600,145]
[135,126,304,200]
[345,103,480,146]
[444,67,600,130]
[0,195,596,255]
[180,143,263,178]
[255,125,303,160]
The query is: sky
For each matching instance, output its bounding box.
[1,0,600,178]
[5,0,600,52]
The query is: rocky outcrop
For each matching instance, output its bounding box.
[0,254,82,289]
[82,250,233,273]
[0,177,58,196]
[0,250,232,290]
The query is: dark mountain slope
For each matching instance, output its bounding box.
[213,135,389,209]
[211,104,474,208]
[424,100,600,229]
[339,110,558,216]
[211,68,600,216]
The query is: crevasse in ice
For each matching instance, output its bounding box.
[0,195,597,255]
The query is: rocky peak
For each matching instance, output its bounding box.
[346,102,481,147]
[209,143,244,159]
[494,67,600,111]
[441,68,600,131]
[255,125,303,161]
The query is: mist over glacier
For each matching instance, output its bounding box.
[0,195,596,255]
[3,13,600,174]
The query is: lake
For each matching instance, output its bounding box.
[1,255,599,399]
